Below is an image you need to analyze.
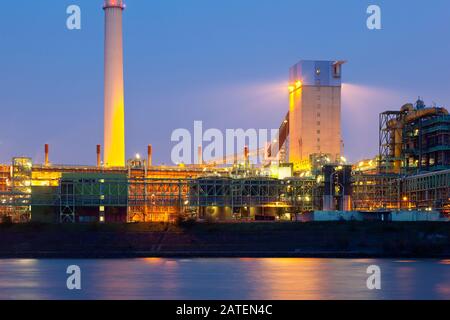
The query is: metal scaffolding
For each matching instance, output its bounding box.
[379,111,404,174]
[0,176,322,223]
[352,173,401,211]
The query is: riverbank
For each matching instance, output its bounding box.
[0,222,449,258]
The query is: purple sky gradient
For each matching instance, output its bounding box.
[1,0,449,165]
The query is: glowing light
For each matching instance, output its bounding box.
[288,81,302,94]
[135,153,141,160]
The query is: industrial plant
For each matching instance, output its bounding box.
[0,0,449,224]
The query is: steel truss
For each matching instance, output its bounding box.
[379,111,405,173]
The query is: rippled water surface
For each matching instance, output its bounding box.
[0,258,449,300]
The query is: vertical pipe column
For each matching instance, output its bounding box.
[44,144,49,166]
[323,165,335,211]
[97,145,101,167]
[342,165,352,211]
[244,146,249,167]
[147,144,152,168]
[198,145,203,165]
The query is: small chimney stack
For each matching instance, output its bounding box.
[198,145,203,165]
[147,144,152,168]
[44,144,49,166]
[97,145,101,167]
[244,145,249,166]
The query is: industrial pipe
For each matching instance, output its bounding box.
[44,144,49,166]
[97,145,101,167]
[198,145,203,165]
[387,105,448,173]
[147,144,152,168]
[244,146,249,166]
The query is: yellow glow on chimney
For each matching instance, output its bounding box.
[103,1,125,167]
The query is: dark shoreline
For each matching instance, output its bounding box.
[1,221,449,259]
[1,252,450,259]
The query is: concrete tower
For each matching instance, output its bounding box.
[103,0,125,167]
[288,60,345,166]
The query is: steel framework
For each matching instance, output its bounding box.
[0,176,322,222]
[402,169,450,211]
[379,111,404,173]
[352,173,401,211]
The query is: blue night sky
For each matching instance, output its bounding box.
[1,0,450,165]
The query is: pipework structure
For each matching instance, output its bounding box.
[379,99,450,174]
[103,0,126,167]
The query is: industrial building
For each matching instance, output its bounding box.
[379,99,450,174]
[0,1,449,224]
[287,60,345,168]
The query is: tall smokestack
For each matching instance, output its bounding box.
[44,144,49,166]
[147,144,152,168]
[97,145,101,167]
[103,0,125,167]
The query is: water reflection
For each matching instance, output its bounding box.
[0,258,448,300]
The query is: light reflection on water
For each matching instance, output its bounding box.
[0,258,449,300]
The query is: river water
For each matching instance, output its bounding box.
[0,258,449,300]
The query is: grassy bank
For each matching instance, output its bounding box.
[0,221,449,258]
